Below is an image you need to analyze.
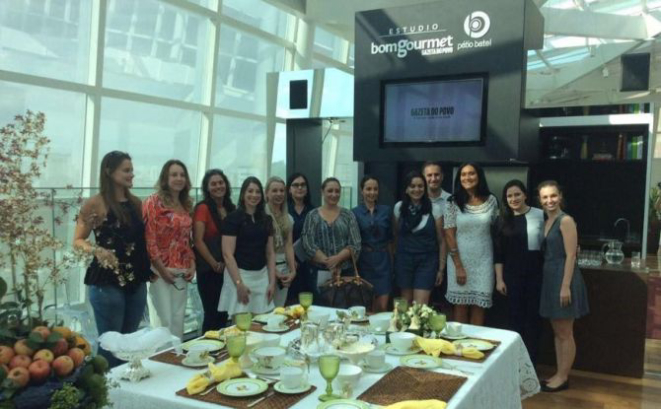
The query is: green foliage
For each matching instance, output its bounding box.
[49,383,82,409]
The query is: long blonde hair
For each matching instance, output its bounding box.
[156,159,193,212]
[265,176,291,251]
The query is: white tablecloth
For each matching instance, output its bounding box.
[110,307,540,408]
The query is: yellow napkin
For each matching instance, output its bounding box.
[385,399,447,409]
[458,346,484,360]
[186,373,211,395]
[203,330,222,340]
[414,337,456,357]
[185,360,242,394]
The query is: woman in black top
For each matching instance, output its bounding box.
[494,179,544,365]
[218,177,276,315]
[73,151,150,367]
[286,172,314,304]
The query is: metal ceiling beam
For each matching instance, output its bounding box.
[542,8,661,40]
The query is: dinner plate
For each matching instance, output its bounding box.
[383,344,422,356]
[361,362,393,374]
[182,339,225,352]
[181,356,215,367]
[216,378,268,397]
[253,313,274,324]
[273,381,311,394]
[399,354,442,370]
[262,325,289,333]
[452,338,495,351]
[317,399,371,409]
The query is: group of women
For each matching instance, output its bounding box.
[74,152,589,392]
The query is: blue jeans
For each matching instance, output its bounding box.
[89,283,147,368]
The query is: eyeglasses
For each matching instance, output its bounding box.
[291,183,307,189]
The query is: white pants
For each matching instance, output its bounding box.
[148,267,188,340]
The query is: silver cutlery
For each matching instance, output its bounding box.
[200,384,217,396]
[247,390,275,408]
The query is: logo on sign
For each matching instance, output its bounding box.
[463,11,490,38]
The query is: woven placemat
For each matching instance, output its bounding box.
[358,366,467,405]
[176,382,316,409]
[439,337,501,363]
[149,350,228,368]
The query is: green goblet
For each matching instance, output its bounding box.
[226,334,246,364]
[394,297,408,314]
[235,312,252,332]
[318,354,341,401]
[429,313,447,337]
[299,292,313,320]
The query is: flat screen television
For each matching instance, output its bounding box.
[381,74,488,145]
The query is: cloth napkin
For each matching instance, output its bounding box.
[414,337,456,357]
[457,347,484,360]
[185,360,242,394]
[385,399,447,409]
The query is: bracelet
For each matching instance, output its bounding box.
[449,248,459,255]
[235,278,242,286]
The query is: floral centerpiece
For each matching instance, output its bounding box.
[0,112,112,408]
[388,302,439,336]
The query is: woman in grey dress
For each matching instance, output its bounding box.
[538,180,589,392]
[444,163,498,325]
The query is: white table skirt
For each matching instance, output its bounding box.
[109,306,540,409]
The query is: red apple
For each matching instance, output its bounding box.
[9,355,31,369]
[52,355,74,377]
[50,338,69,357]
[67,348,85,368]
[0,346,15,365]
[34,349,54,363]
[28,359,50,384]
[31,326,51,341]
[7,367,30,388]
[13,339,34,356]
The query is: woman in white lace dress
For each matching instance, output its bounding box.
[444,163,498,325]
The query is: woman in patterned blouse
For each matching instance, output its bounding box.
[301,177,361,294]
[144,159,195,339]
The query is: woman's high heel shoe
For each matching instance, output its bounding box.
[541,380,569,393]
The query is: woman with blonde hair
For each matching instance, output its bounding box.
[144,159,195,339]
[265,177,296,306]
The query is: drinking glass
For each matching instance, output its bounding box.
[318,354,341,401]
[226,334,246,364]
[235,312,252,332]
[429,313,446,336]
[394,297,408,314]
[299,292,313,320]
[631,251,642,269]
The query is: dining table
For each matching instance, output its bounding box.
[108,306,540,408]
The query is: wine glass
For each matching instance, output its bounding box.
[226,334,246,364]
[235,312,252,332]
[318,354,341,401]
[429,313,446,338]
[299,292,313,321]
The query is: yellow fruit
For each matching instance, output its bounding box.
[273,307,286,315]
[204,331,221,340]
[73,335,92,356]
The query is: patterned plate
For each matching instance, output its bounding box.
[262,325,289,333]
[399,354,442,370]
[182,339,225,352]
[216,378,268,397]
[181,356,214,367]
[273,381,312,394]
[383,344,422,356]
[317,399,371,409]
[452,338,495,351]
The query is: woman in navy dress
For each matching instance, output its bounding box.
[352,176,393,312]
[538,180,589,392]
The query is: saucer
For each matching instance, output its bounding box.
[274,381,311,394]
[383,344,422,356]
[400,354,442,370]
[262,324,289,333]
[361,362,393,374]
[251,363,282,376]
[181,356,215,367]
[440,332,469,340]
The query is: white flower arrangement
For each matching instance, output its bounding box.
[389,301,439,335]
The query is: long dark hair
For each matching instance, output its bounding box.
[400,171,431,232]
[195,169,236,229]
[286,172,313,208]
[156,159,193,212]
[99,151,141,225]
[359,175,379,204]
[499,179,528,236]
[238,176,267,222]
[450,162,491,212]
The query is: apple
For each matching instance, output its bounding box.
[67,348,85,368]
[33,349,54,363]
[52,355,74,377]
[9,355,31,369]
[51,338,69,357]
[28,359,50,384]
[0,346,15,365]
[13,339,34,356]
[31,326,51,341]
[7,367,30,388]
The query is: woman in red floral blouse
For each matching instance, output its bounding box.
[144,159,195,339]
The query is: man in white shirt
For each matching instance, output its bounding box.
[422,161,451,219]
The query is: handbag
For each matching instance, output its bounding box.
[318,250,374,309]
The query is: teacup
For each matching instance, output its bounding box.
[368,313,391,332]
[185,348,209,363]
[267,315,287,329]
[280,366,306,390]
[445,322,463,337]
[307,310,330,327]
[252,346,286,369]
[390,332,416,352]
[259,333,281,348]
[349,306,366,320]
[365,350,385,369]
[335,364,362,389]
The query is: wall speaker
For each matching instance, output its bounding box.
[620,53,650,92]
[290,80,308,109]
